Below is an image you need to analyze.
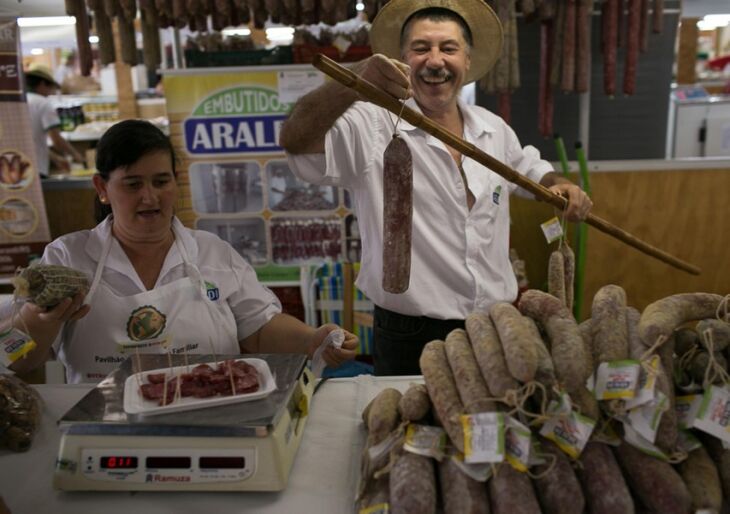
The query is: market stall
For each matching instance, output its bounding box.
[2,0,730,511]
[0,372,408,513]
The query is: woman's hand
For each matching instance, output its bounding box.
[9,291,90,375]
[25,291,91,325]
[308,323,359,368]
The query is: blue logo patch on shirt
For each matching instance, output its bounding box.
[205,281,220,301]
[492,185,502,205]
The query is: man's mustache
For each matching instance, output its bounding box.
[418,68,453,81]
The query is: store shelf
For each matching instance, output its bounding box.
[42,175,94,191]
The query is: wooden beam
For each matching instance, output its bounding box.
[677,18,699,85]
[112,17,137,119]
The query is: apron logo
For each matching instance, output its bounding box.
[492,185,502,205]
[205,281,220,301]
[126,305,167,341]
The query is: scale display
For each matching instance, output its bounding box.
[146,456,191,469]
[200,457,246,469]
[100,456,138,469]
[80,448,255,484]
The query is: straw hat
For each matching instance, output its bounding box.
[25,64,60,88]
[369,0,503,84]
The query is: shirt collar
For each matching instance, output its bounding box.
[84,216,197,278]
[391,96,497,139]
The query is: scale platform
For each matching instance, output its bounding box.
[53,353,314,491]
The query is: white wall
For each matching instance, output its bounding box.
[683,0,730,18]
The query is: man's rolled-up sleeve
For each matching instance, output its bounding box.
[504,126,554,199]
[286,102,377,188]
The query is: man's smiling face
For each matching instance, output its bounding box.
[402,18,471,116]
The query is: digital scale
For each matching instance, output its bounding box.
[53,353,314,491]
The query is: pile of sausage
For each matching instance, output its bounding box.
[357,275,730,513]
[139,360,259,405]
[478,0,665,132]
[69,0,379,75]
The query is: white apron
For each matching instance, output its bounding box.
[60,222,239,383]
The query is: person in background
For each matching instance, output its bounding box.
[25,64,84,177]
[280,0,592,375]
[6,119,358,383]
[54,51,77,89]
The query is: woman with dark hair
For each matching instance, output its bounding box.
[9,119,357,383]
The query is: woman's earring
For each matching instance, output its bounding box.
[100,196,108,204]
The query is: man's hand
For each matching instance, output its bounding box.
[547,183,592,221]
[355,54,413,101]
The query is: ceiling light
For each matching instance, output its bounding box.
[221,28,251,37]
[265,27,294,42]
[30,48,44,55]
[702,14,730,25]
[18,16,76,28]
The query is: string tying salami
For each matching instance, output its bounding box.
[382,101,413,294]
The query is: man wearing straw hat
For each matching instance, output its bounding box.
[25,63,85,177]
[280,0,592,375]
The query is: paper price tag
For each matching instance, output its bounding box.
[403,424,446,460]
[677,429,703,453]
[624,390,667,444]
[548,390,574,416]
[595,360,641,400]
[527,438,547,466]
[591,419,622,447]
[0,327,36,366]
[359,503,389,514]
[277,70,325,104]
[505,417,532,472]
[623,422,669,461]
[625,356,659,410]
[539,410,595,459]
[451,452,493,482]
[367,428,404,468]
[675,394,703,429]
[311,328,345,378]
[540,217,564,244]
[332,35,352,55]
[461,412,505,464]
[585,372,596,394]
[694,386,730,445]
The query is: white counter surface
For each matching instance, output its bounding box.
[0,376,416,514]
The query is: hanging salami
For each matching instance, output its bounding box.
[382,133,413,294]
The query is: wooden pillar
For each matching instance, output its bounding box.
[112,18,138,119]
[676,18,699,85]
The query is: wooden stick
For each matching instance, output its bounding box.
[311,54,700,276]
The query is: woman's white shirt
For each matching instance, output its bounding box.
[42,217,281,382]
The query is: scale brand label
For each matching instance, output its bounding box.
[183,86,289,155]
[145,474,191,483]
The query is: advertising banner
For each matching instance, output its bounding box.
[0,18,51,275]
[163,66,359,279]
